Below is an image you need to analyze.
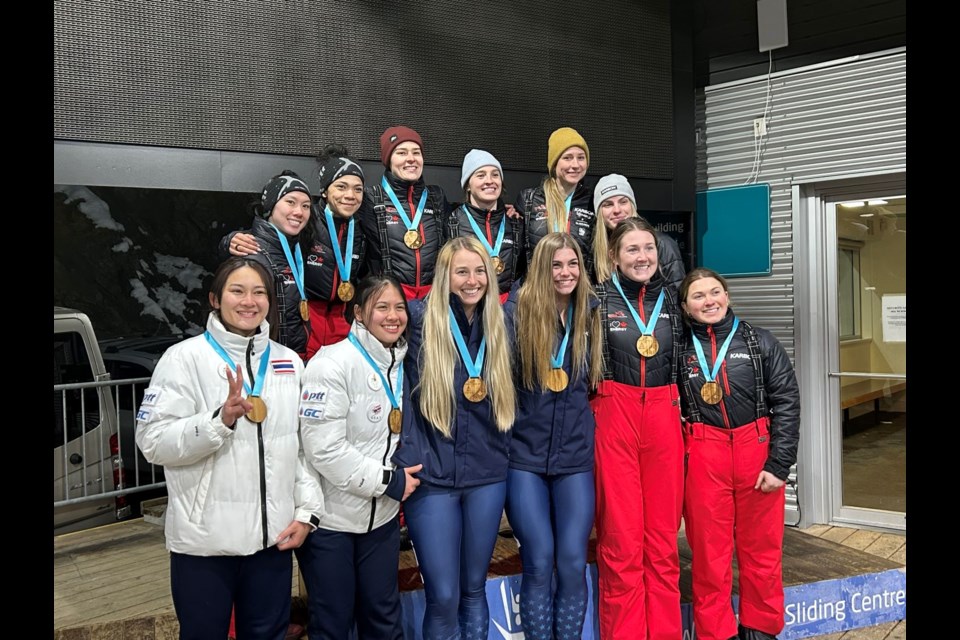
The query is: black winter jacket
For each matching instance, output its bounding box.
[515,182,596,281]
[447,201,524,295]
[360,171,449,288]
[678,312,801,480]
[596,270,682,388]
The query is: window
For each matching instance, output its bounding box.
[837,242,862,340]
[53,332,101,449]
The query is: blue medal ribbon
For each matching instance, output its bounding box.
[692,317,740,383]
[461,205,506,263]
[268,223,306,303]
[347,333,403,410]
[550,302,574,369]
[381,177,428,235]
[323,205,355,285]
[610,272,665,338]
[448,308,486,378]
[204,332,271,397]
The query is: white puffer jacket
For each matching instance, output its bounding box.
[300,321,407,534]
[136,313,324,556]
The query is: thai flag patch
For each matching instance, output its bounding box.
[271,360,296,374]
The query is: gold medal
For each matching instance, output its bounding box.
[463,377,488,402]
[388,408,403,434]
[246,396,268,422]
[492,256,505,274]
[545,368,569,392]
[636,335,659,357]
[403,230,423,249]
[700,381,723,405]
[299,300,310,322]
[337,281,355,302]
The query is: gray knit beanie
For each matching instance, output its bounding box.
[460,149,503,188]
[594,174,636,211]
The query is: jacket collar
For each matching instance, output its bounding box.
[614,268,664,300]
[458,199,506,220]
[205,311,270,362]
[690,310,736,340]
[382,170,426,194]
[350,320,408,368]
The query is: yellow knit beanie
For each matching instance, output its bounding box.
[546,127,590,174]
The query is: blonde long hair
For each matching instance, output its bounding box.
[418,237,516,436]
[592,202,639,283]
[516,233,603,390]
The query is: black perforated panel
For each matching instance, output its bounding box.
[54,1,673,179]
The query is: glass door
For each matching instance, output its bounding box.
[829,195,906,528]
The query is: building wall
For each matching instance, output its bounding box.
[695,48,907,521]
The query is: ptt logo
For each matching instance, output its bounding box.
[302,390,327,403]
[141,392,159,405]
[300,407,324,419]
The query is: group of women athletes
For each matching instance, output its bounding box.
[137,125,800,640]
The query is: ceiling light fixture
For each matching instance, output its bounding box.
[867,199,888,206]
[840,201,865,208]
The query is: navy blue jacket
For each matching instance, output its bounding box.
[392,295,511,488]
[504,282,597,475]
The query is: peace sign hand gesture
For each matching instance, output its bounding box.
[222,364,253,428]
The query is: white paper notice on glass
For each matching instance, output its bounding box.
[881,294,906,343]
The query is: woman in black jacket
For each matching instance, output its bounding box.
[677,267,800,640]
[222,171,314,357]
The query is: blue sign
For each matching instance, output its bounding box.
[397,565,905,639]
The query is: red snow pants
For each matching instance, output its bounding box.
[683,417,785,640]
[591,381,684,640]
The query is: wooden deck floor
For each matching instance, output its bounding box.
[54,521,906,639]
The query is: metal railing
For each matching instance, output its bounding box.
[54,377,166,510]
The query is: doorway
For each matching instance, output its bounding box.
[794,174,906,531]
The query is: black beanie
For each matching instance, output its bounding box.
[260,171,311,218]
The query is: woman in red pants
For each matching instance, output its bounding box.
[677,268,800,640]
[591,217,684,640]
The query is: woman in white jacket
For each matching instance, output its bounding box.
[135,256,324,640]
[298,273,423,640]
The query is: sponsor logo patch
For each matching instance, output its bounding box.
[299,406,324,419]
[140,388,161,406]
[301,389,328,404]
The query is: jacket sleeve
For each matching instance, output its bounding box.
[299,354,391,499]
[656,233,687,296]
[761,332,801,480]
[217,227,251,261]
[135,350,235,468]
[293,446,325,525]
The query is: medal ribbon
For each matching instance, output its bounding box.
[347,333,403,410]
[610,272,665,338]
[448,308,486,378]
[692,316,740,383]
[382,177,428,234]
[269,223,306,303]
[552,192,574,233]
[550,302,574,369]
[462,205,506,261]
[205,332,271,397]
[323,205,355,285]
